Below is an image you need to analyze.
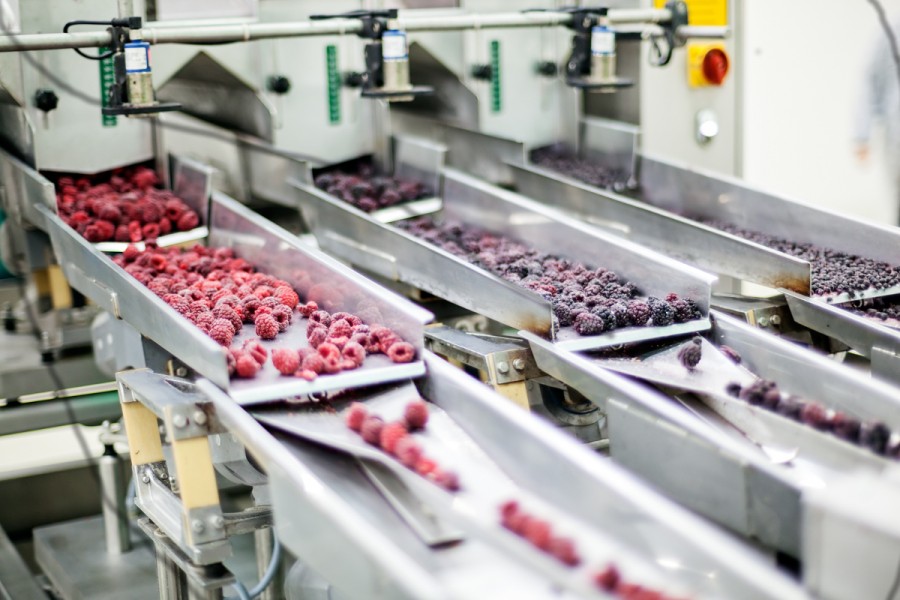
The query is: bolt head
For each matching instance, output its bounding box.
[758,317,770,327]
[497,361,510,374]
[193,411,208,425]
[191,520,205,533]
[141,474,150,484]
[175,367,188,377]
[172,414,188,428]
[770,315,782,325]
[513,358,526,371]
[210,515,224,529]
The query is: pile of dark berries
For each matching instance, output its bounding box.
[530,145,632,193]
[397,217,702,336]
[699,220,900,297]
[843,297,900,326]
[726,379,899,458]
[314,163,431,213]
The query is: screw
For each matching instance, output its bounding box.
[141,473,150,484]
[172,414,188,429]
[193,411,207,426]
[770,315,782,326]
[210,515,224,529]
[758,317,769,327]
[191,520,205,534]
[175,366,188,377]
[513,358,526,371]
[497,361,510,374]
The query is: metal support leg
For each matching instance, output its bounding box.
[98,445,131,555]
[154,528,186,600]
[254,527,282,600]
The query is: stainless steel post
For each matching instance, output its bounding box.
[254,527,282,600]
[98,447,131,555]
[154,529,187,600]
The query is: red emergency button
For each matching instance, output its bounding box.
[701,48,729,85]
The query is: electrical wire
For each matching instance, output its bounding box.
[62,20,115,60]
[231,535,282,600]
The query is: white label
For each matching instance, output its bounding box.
[124,45,150,72]
[382,31,407,61]
[591,27,615,55]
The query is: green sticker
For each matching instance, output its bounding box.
[98,47,117,127]
[326,45,341,124]
[490,40,501,113]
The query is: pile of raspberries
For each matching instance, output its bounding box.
[314,162,431,213]
[344,400,460,492]
[397,217,702,336]
[56,166,201,243]
[726,379,899,459]
[112,243,415,380]
[501,501,688,599]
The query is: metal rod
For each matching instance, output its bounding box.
[254,527,281,600]
[99,450,132,555]
[0,8,674,53]
[154,530,187,600]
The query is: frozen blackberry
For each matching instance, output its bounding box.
[860,421,891,455]
[725,382,742,397]
[720,345,742,364]
[648,297,675,326]
[589,306,617,331]
[574,311,607,336]
[626,300,652,326]
[671,299,695,323]
[553,302,577,327]
[677,337,702,371]
[608,302,631,328]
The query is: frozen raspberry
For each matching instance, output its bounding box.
[213,304,242,333]
[209,318,235,346]
[523,519,552,551]
[328,319,353,339]
[226,348,237,376]
[499,500,519,522]
[297,369,318,381]
[800,402,829,430]
[159,217,172,235]
[360,416,385,445]
[235,352,260,378]
[344,402,368,432]
[395,437,423,469]
[271,348,300,375]
[309,310,332,327]
[594,564,621,592]
[322,356,343,374]
[720,345,742,364]
[114,224,131,242]
[678,337,703,371]
[404,400,429,431]
[341,342,366,366]
[97,203,122,223]
[302,353,325,374]
[333,312,363,327]
[193,311,214,332]
[254,313,279,340]
[831,413,861,442]
[142,223,161,240]
[307,325,328,348]
[387,341,416,363]
[273,286,299,309]
[415,457,438,477]
[548,537,580,567]
[435,470,460,492]
[163,293,191,315]
[297,301,318,317]
[379,422,408,455]
[271,304,293,332]
[176,210,200,231]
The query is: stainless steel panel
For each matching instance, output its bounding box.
[443,123,527,185]
[0,146,55,229]
[579,116,640,181]
[510,162,812,293]
[394,135,446,199]
[241,139,312,207]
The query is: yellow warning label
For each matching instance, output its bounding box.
[654,0,727,26]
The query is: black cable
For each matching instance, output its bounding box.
[62,20,115,60]
[866,0,900,102]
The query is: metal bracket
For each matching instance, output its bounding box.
[424,325,542,385]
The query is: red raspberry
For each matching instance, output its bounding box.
[163,293,190,315]
[242,339,268,365]
[301,353,325,374]
[387,342,416,363]
[415,457,438,477]
[70,210,90,224]
[254,313,278,340]
[435,470,460,492]
[209,318,235,346]
[322,356,343,374]
[241,296,261,321]
[149,254,167,271]
[328,319,353,338]
[395,437,422,468]
[594,564,620,592]
[273,286,299,309]
[139,201,161,224]
[271,305,293,332]
[114,224,131,241]
[342,341,366,367]
[123,244,140,262]
[97,203,122,223]
[226,348,237,376]
[235,352,260,378]
[327,336,349,350]
[309,310,332,327]
[142,223,161,240]
[176,210,200,231]
[213,304,242,333]
[128,220,143,242]
[371,326,399,353]
[403,400,429,430]
[158,217,172,235]
[193,311,214,332]
[317,342,341,361]
[379,422,408,455]
[360,416,384,445]
[297,369,318,381]
[332,312,363,327]
[500,500,519,521]
[524,519,552,551]
[548,537,580,567]
[344,402,368,432]
[164,199,186,220]
[297,301,318,317]
[271,348,300,375]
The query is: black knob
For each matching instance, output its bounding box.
[343,72,365,88]
[536,61,558,77]
[470,64,493,81]
[266,75,291,95]
[34,89,59,112]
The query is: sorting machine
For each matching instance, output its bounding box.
[0,3,897,600]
